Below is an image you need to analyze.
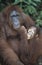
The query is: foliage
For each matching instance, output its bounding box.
[0,0,42,27]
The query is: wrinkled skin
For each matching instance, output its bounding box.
[0,5,42,65]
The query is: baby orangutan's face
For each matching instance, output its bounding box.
[27,26,37,40]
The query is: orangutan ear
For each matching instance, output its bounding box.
[27,26,37,39]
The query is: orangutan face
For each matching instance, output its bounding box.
[10,10,21,30]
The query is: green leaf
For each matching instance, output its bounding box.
[14,0,20,4]
[34,0,41,2]
[0,0,1,2]
[27,6,37,14]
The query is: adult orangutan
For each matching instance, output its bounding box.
[0,4,35,65]
[0,5,42,65]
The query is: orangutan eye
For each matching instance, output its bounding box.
[10,10,20,29]
[10,10,20,17]
[27,26,36,39]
